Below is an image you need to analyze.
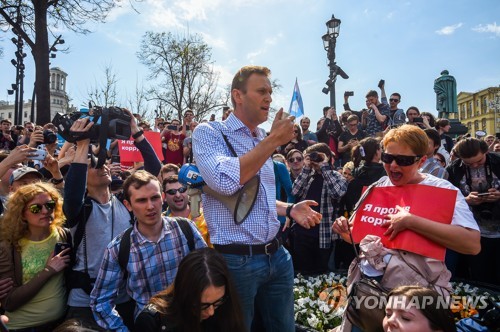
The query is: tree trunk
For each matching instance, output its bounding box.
[33,0,51,125]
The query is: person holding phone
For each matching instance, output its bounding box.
[161,119,186,166]
[0,182,71,331]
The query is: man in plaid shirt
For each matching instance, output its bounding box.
[292,142,348,275]
[90,171,206,331]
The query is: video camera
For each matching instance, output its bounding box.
[52,106,131,143]
[53,105,132,169]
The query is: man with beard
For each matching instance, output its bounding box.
[300,117,318,146]
[163,175,211,246]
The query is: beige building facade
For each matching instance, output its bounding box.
[457,86,500,135]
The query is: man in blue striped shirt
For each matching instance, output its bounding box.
[193,65,322,332]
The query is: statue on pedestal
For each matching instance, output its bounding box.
[434,70,458,118]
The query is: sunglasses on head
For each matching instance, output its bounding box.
[28,200,56,214]
[381,152,422,166]
[389,98,400,102]
[200,294,227,311]
[288,157,303,163]
[165,187,187,195]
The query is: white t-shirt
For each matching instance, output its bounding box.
[361,174,479,276]
[377,174,479,230]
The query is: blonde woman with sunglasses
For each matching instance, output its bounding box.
[0,182,71,331]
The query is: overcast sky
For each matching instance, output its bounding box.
[1,0,499,129]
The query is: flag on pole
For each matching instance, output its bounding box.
[288,78,304,119]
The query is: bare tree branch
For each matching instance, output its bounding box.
[137,32,226,123]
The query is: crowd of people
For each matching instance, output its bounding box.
[0,65,498,332]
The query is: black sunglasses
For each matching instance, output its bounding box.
[200,294,227,311]
[28,200,56,214]
[288,157,303,163]
[165,187,188,195]
[389,98,400,102]
[381,152,422,166]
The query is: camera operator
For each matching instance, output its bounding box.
[316,107,343,166]
[291,143,348,275]
[62,108,161,330]
[161,118,186,166]
[17,122,34,146]
[447,137,500,285]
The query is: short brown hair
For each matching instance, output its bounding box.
[231,66,271,107]
[161,163,179,176]
[123,170,161,202]
[365,90,378,98]
[454,137,488,159]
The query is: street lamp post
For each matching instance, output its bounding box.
[321,14,348,109]
[11,36,26,125]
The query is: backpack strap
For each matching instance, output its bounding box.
[116,217,195,280]
[174,217,195,251]
[72,197,94,256]
[118,226,134,280]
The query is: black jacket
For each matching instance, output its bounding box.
[446,152,500,193]
[341,162,386,216]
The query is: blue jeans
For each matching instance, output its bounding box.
[222,246,295,332]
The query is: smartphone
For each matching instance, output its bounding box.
[477,192,491,197]
[413,117,423,123]
[29,149,47,161]
[111,155,120,164]
[54,242,71,256]
[167,125,178,131]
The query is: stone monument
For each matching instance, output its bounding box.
[434,70,467,137]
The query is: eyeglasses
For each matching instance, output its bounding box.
[165,187,188,195]
[28,200,56,214]
[389,98,400,102]
[200,294,227,311]
[288,157,303,163]
[381,152,422,166]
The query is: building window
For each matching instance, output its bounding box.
[468,102,473,118]
[1,113,4,119]
[467,122,472,131]
[24,112,27,118]
[474,120,479,131]
[8,112,12,118]
[482,118,487,130]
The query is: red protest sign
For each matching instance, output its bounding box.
[117,131,163,163]
[352,184,457,261]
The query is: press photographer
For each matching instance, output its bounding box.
[447,137,500,286]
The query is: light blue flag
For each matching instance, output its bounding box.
[288,78,304,119]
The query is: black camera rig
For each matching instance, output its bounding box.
[52,105,131,169]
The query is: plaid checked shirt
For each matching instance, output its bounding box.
[419,157,449,179]
[90,217,206,331]
[292,165,348,248]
